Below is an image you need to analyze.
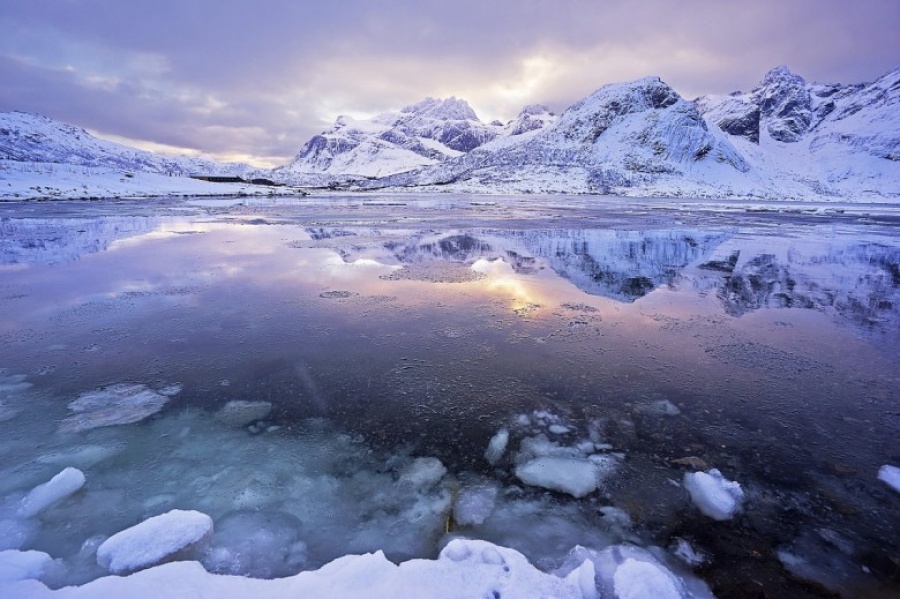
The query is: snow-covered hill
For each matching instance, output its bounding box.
[0,112,302,200]
[0,112,264,178]
[275,98,556,183]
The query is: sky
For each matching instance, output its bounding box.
[0,1,898,168]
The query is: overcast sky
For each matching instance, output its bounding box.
[1,0,898,167]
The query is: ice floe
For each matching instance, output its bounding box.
[214,400,273,428]
[510,424,620,498]
[634,399,681,417]
[453,483,498,526]
[97,509,214,574]
[877,464,900,493]
[683,469,744,521]
[776,528,880,596]
[18,468,86,518]
[58,383,176,433]
[484,428,509,465]
[516,456,609,499]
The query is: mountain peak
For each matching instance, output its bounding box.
[401,97,478,121]
[762,65,805,86]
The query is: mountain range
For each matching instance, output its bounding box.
[1,65,897,201]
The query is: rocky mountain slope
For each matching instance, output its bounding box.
[694,65,900,198]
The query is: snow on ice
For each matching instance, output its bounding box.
[683,469,745,521]
[97,509,214,574]
[58,383,176,433]
[0,550,57,584]
[18,468,86,519]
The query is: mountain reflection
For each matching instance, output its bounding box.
[315,226,900,333]
[711,243,900,332]
[0,216,164,265]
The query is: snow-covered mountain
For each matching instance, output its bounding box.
[355,77,749,195]
[281,66,898,200]
[275,98,556,182]
[694,65,900,198]
[2,64,897,201]
[0,111,264,179]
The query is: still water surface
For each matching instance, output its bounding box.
[0,195,898,597]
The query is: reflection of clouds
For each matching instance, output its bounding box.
[318,254,401,280]
[472,258,541,311]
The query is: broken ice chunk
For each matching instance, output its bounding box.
[453,484,498,526]
[214,400,272,428]
[671,538,706,567]
[683,468,744,520]
[515,456,610,498]
[484,428,509,465]
[556,544,715,599]
[614,557,684,599]
[58,383,171,433]
[18,467,86,518]
[96,509,213,574]
[635,399,681,417]
[398,457,447,492]
[877,464,900,493]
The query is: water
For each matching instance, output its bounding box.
[1,195,898,597]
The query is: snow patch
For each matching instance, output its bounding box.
[96,509,214,574]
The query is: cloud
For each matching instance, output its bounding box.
[0,0,898,167]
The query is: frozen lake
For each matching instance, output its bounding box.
[1,194,899,597]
